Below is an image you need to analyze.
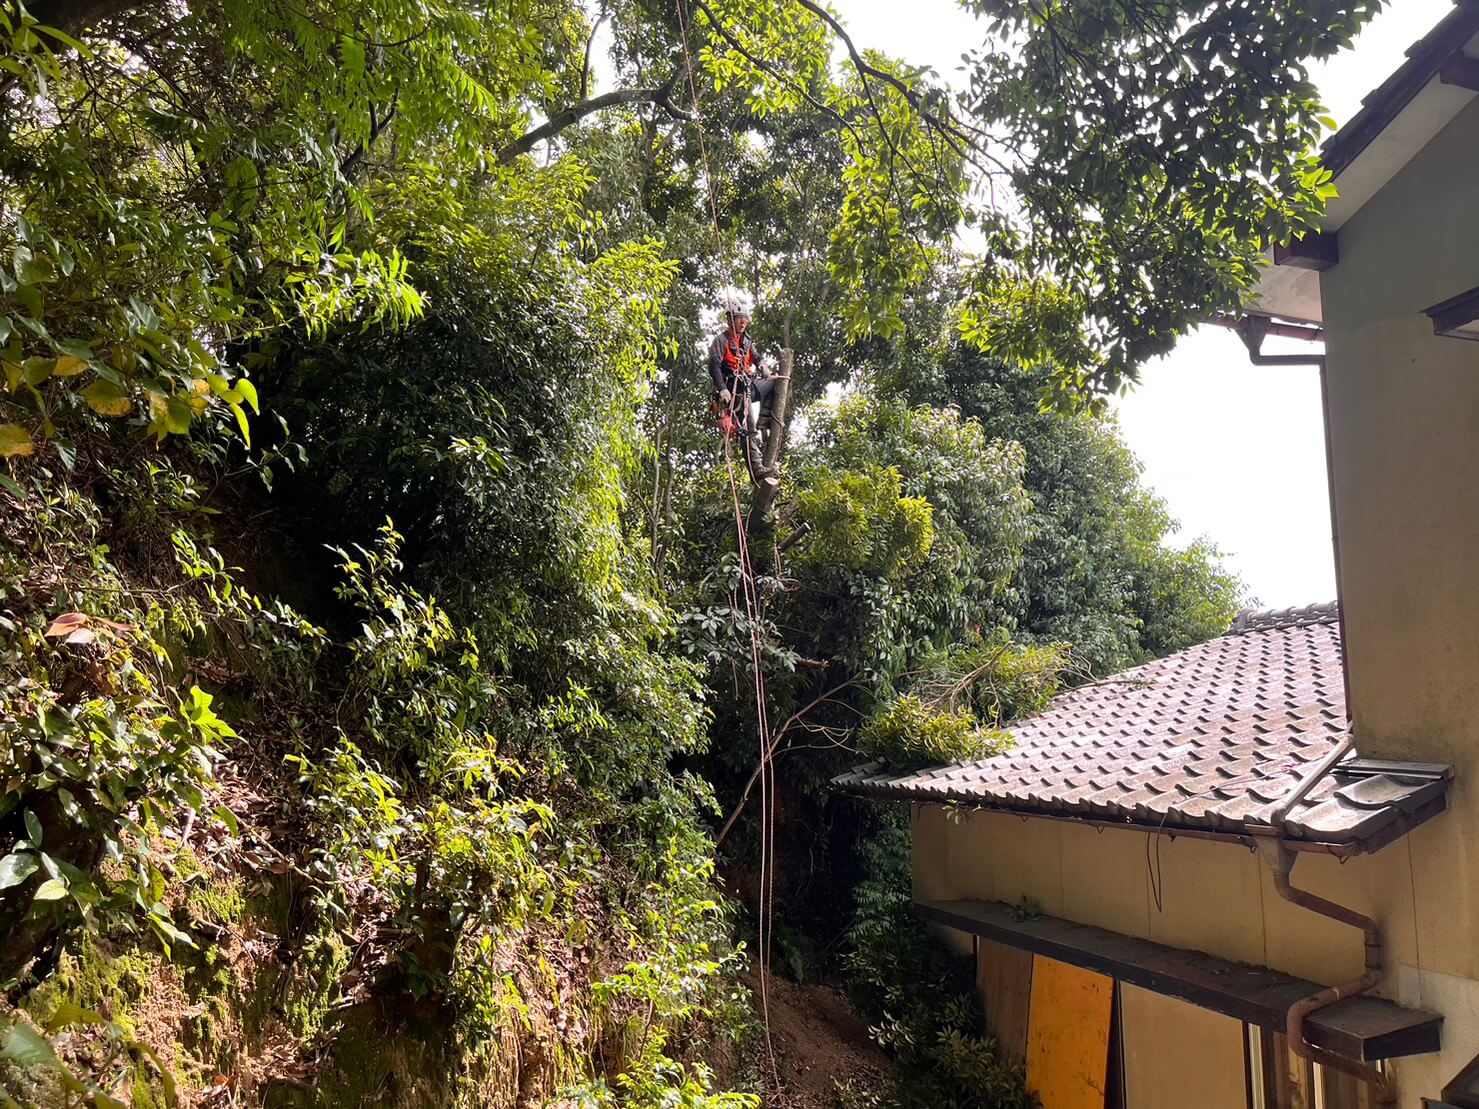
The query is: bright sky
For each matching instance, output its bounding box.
[829,0,1455,608]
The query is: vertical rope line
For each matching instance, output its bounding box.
[676,1,780,1083]
[675,0,731,285]
[723,438,779,1079]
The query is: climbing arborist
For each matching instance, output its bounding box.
[708,287,774,468]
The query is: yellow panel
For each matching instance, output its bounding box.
[1025,956,1112,1109]
[1120,985,1246,1109]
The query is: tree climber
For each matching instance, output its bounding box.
[708,287,774,470]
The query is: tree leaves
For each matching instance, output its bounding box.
[33,877,68,901]
[953,0,1382,395]
[81,379,131,417]
[0,852,39,890]
[0,424,34,458]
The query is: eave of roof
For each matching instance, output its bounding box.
[832,604,1455,853]
[918,899,1444,1061]
[835,760,1450,858]
[1249,3,1479,324]
[1321,1,1479,183]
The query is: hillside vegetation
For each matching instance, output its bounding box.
[0,0,1368,1104]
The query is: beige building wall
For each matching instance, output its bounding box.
[1320,95,1479,773]
[1316,92,1479,1035]
[914,806,1479,1106]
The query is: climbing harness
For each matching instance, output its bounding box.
[675,0,781,1082]
[712,373,771,485]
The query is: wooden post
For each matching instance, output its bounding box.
[750,348,793,523]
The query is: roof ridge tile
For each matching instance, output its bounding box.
[1228,601,1340,636]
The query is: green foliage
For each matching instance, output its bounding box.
[887,349,1245,673]
[793,464,935,582]
[858,695,992,768]
[0,0,463,453]
[672,0,1376,393]
[0,465,324,989]
[1,1002,179,1109]
[0,680,231,960]
[845,818,1036,1109]
[569,1035,760,1109]
[959,0,1379,399]
[859,636,1067,770]
[0,0,1304,1103]
[781,394,1032,688]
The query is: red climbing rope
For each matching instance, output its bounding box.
[674,0,782,1083]
[723,432,778,986]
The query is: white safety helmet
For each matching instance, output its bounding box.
[720,286,754,317]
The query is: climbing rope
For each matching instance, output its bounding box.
[674,0,781,1082]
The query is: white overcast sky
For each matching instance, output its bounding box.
[825,0,1454,608]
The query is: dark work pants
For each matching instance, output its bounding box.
[730,375,775,438]
[751,375,776,434]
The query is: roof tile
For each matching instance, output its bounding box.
[832,604,1453,846]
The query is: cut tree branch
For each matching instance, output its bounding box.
[497,72,689,163]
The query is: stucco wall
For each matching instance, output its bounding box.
[1316,89,1479,1105]
[913,805,1479,1107]
[1320,98,1479,769]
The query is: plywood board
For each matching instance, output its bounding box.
[1025,955,1113,1109]
[1120,984,1247,1109]
[978,937,1033,1062]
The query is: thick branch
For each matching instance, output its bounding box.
[497,74,688,163]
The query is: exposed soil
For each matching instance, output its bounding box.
[745,969,891,1108]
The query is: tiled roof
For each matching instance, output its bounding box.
[833,604,1452,848]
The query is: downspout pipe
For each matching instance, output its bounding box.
[1260,731,1392,1105]
[1233,312,1392,1101]
[1260,842,1396,1106]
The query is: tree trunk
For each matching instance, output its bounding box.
[749,347,794,525]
